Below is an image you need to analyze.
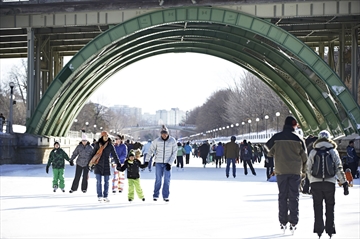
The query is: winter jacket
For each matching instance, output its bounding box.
[70,141,94,167]
[47,148,70,169]
[307,138,346,184]
[216,145,224,157]
[119,159,147,179]
[113,143,127,164]
[198,143,210,158]
[347,145,358,163]
[92,138,120,176]
[240,143,252,161]
[184,144,192,154]
[142,142,152,154]
[224,141,239,159]
[147,135,177,164]
[177,146,186,156]
[265,125,308,175]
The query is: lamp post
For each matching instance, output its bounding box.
[241,122,245,136]
[256,118,259,137]
[93,124,96,134]
[235,123,239,135]
[265,115,269,138]
[247,119,251,138]
[8,82,15,133]
[74,119,78,131]
[230,124,234,135]
[276,112,280,132]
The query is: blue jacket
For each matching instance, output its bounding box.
[347,145,358,163]
[215,145,224,157]
[113,143,128,164]
[184,144,192,154]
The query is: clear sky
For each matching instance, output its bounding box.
[0,53,245,114]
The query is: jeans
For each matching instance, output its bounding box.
[153,163,171,199]
[276,174,301,225]
[226,158,236,177]
[95,174,110,198]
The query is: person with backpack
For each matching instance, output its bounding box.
[307,130,348,239]
[240,139,256,176]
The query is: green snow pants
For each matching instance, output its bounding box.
[128,178,144,200]
[52,168,65,189]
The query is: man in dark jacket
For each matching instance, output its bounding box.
[265,116,308,233]
[224,136,240,178]
[92,131,120,202]
[198,140,210,168]
[240,139,256,176]
[347,140,359,178]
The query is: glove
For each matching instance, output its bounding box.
[46,166,49,174]
[165,163,171,171]
[69,160,74,166]
[343,182,349,195]
[116,163,122,171]
[143,162,148,168]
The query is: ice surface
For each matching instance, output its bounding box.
[1,157,359,239]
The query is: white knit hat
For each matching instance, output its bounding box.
[82,133,88,141]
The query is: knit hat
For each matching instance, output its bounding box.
[318,130,331,139]
[128,149,135,157]
[101,131,108,137]
[54,141,60,147]
[82,133,88,141]
[284,116,298,127]
[160,125,169,134]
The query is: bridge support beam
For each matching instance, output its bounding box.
[318,42,324,60]
[328,41,335,70]
[351,25,359,103]
[26,27,35,122]
[339,24,345,82]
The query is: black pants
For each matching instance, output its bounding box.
[276,174,301,225]
[201,156,207,165]
[185,154,190,164]
[243,160,256,175]
[176,156,184,168]
[348,161,358,178]
[302,176,310,194]
[310,182,336,236]
[266,166,274,180]
[71,164,89,191]
[215,156,222,167]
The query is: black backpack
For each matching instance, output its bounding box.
[311,147,336,179]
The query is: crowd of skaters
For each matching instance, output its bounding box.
[44,119,358,238]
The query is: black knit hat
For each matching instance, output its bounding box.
[284,116,297,127]
[54,141,60,147]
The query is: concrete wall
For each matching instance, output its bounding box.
[0,133,80,165]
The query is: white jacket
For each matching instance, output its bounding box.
[307,138,346,184]
[147,135,177,164]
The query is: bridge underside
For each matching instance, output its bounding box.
[25,6,360,137]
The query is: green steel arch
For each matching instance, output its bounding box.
[26,6,360,137]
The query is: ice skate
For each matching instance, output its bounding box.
[103,197,110,202]
[289,224,296,235]
[280,224,287,234]
[98,197,102,202]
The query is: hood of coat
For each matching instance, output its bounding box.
[313,137,337,149]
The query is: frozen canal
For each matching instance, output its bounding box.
[1,158,359,239]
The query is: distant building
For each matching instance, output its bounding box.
[156,110,169,125]
[110,105,142,124]
[168,108,186,126]
[142,113,156,125]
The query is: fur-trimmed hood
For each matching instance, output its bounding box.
[313,137,337,149]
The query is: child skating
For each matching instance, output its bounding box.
[46,141,73,192]
[118,149,148,202]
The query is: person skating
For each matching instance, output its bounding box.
[146,125,177,202]
[118,149,148,202]
[224,136,239,178]
[307,130,349,238]
[46,141,73,192]
[265,116,308,234]
[69,133,93,193]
